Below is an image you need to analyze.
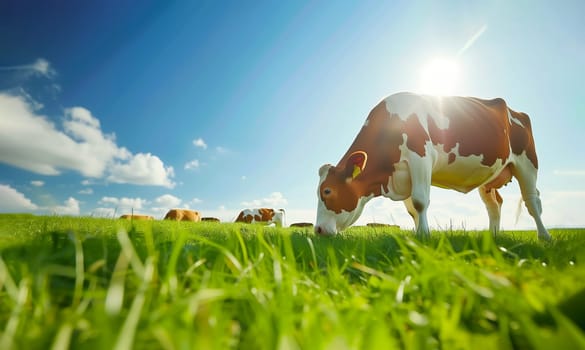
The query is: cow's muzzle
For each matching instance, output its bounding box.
[315,225,336,236]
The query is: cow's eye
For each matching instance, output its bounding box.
[323,188,332,196]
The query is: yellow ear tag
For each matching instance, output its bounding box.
[352,165,362,179]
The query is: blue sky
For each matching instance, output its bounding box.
[1,1,584,229]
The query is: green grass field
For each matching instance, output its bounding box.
[0,214,584,349]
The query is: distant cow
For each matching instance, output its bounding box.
[164,209,201,222]
[235,208,285,227]
[119,214,154,220]
[290,222,313,228]
[315,92,550,240]
[202,217,220,222]
[366,223,400,229]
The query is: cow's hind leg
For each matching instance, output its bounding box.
[512,160,551,241]
[403,197,419,228]
[479,186,503,237]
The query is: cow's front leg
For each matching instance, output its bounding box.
[407,155,432,239]
[412,192,430,239]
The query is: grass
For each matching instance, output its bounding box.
[0,214,584,349]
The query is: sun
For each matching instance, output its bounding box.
[418,57,460,96]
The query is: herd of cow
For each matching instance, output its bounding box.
[122,92,551,240]
[119,208,398,229]
[119,207,314,228]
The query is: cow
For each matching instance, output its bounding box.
[315,92,551,241]
[366,223,400,229]
[201,217,221,222]
[164,208,201,222]
[119,214,154,220]
[290,222,314,228]
[235,208,285,227]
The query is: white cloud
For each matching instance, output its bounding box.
[154,194,182,208]
[81,179,92,186]
[31,58,56,78]
[0,184,38,211]
[108,153,175,188]
[241,192,288,208]
[78,188,93,195]
[193,138,207,149]
[91,207,117,218]
[30,180,44,187]
[0,93,174,187]
[190,198,203,205]
[99,197,118,205]
[50,197,80,216]
[241,176,247,181]
[184,159,200,170]
[0,58,55,78]
[99,196,148,211]
[216,146,229,154]
[66,106,101,132]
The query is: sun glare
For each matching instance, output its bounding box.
[418,58,460,96]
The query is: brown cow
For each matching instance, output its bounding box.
[316,92,550,240]
[235,208,285,226]
[201,217,220,222]
[164,209,201,222]
[119,214,154,220]
[290,222,314,228]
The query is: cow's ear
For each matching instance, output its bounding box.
[319,164,333,177]
[346,151,368,179]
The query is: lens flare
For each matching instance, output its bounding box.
[418,58,460,96]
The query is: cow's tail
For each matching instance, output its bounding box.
[515,196,523,225]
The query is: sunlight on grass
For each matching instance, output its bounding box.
[0,214,584,349]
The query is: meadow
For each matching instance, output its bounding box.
[0,214,584,349]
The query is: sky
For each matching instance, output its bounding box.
[1,1,584,230]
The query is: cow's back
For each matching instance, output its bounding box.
[164,209,201,222]
[164,209,180,220]
[379,94,517,193]
[425,96,511,167]
[235,208,277,224]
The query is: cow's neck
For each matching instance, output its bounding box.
[336,100,407,201]
[338,148,396,200]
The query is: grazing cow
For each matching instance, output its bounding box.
[119,214,154,220]
[315,92,550,240]
[164,209,201,222]
[201,217,221,222]
[290,222,314,228]
[235,208,285,227]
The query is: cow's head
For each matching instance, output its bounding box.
[273,209,285,227]
[315,151,371,235]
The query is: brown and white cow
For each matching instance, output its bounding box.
[164,208,201,222]
[315,92,550,240]
[235,208,285,227]
[119,214,154,220]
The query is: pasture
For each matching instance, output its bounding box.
[0,214,584,349]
